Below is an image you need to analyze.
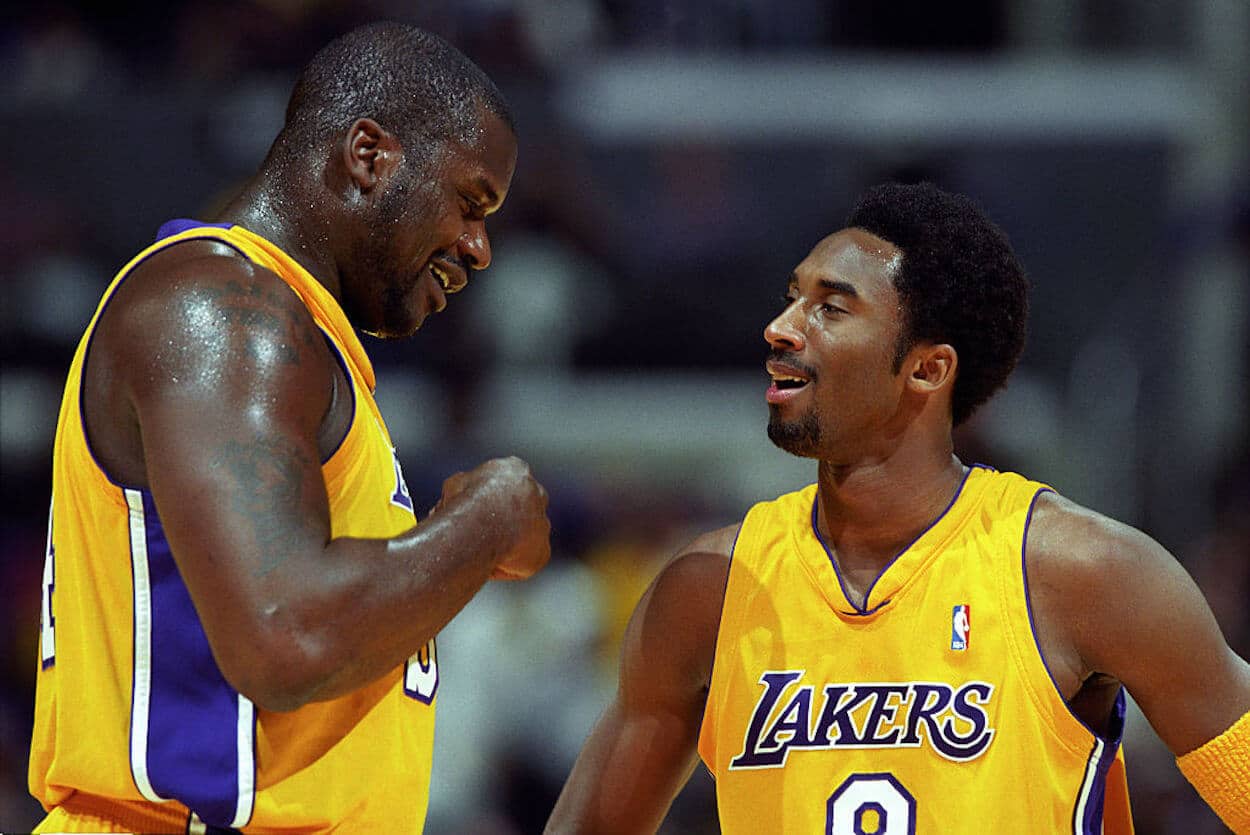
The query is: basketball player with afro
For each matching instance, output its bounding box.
[547,182,1249,833]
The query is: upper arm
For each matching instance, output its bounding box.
[108,247,338,700]
[1028,495,1250,755]
[546,524,736,835]
[618,525,736,713]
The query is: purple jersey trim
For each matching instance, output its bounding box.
[1075,689,1126,834]
[700,522,741,771]
[138,490,256,828]
[157,219,233,240]
[1020,487,1127,833]
[319,334,356,464]
[1020,488,1127,741]
[811,465,979,616]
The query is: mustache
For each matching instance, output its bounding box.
[766,349,818,381]
[430,251,466,271]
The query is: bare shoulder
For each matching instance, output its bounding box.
[639,523,737,633]
[619,523,738,700]
[665,523,738,584]
[97,238,334,413]
[1025,490,1175,598]
[112,239,321,359]
[1023,490,1182,677]
[86,237,335,486]
[1025,490,1250,756]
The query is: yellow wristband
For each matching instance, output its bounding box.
[1176,709,1250,833]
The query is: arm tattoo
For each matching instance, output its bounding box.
[214,434,320,579]
[197,279,319,368]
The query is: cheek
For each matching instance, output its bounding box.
[815,342,897,405]
[431,209,464,248]
[381,178,447,256]
[407,212,461,264]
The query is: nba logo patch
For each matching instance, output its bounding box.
[951,605,970,651]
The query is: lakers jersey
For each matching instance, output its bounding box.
[30,220,440,833]
[698,466,1134,834]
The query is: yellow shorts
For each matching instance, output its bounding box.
[34,797,187,835]
[35,806,135,834]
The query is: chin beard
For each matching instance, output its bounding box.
[378,283,420,338]
[767,409,823,458]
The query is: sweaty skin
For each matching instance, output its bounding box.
[545,229,1250,834]
[79,110,552,713]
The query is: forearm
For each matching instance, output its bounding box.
[547,702,700,835]
[274,493,510,706]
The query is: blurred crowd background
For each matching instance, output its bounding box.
[1,1,1247,832]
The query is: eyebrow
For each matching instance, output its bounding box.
[820,278,859,297]
[789,273,860,298]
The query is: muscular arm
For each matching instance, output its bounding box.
[545,526,735,835]
[1026,493,1250,755]
[90,245,547,711]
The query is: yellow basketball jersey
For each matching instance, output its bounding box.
[698,466,1134,834]
[30,220,439,833]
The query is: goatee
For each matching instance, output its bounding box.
[767,409,822,458]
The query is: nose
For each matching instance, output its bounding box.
[764,303,805,352]
[459,220,492,271]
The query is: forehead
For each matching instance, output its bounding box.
[793,227,902,304]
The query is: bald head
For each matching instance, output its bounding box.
[271,22,513,170]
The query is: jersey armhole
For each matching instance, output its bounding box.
[318,332,357,466]
[697,516,753,775]
[1007,487,1126,755]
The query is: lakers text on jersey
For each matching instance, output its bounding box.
[698,466,1134,834]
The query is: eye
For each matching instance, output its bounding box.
[458,195,485,221]
[820,302,847,317]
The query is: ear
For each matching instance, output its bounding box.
[341,118,403,193]
[905,343,958,395]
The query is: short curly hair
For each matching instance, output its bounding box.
[846,182,1029,426]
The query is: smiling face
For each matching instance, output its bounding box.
[764,228,913,461]
[344,109,517,338]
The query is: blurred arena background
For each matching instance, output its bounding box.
[1,1,1247,832]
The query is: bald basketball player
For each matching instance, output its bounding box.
[32,22,550,834]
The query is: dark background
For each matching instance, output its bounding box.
[2,1,1247,832]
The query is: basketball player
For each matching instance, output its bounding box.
[546,183,1250,833]
[29,22,552,834]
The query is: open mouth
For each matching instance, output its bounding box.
[770,374,809,391]
[430,262,453,292]
[427,258,468,295]
[766,360,814,404]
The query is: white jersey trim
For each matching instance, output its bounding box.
[126,488,168,803]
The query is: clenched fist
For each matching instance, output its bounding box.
[434,456,551,581]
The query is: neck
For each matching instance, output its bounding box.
[214,172,343,301]
[814,437,967,570]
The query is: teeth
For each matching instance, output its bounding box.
[431,264,450,290]
[771,375,807,384]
